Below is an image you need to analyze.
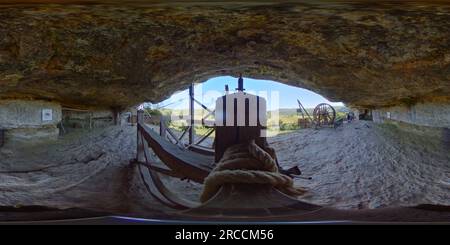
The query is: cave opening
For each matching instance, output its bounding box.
[142,75,347,146]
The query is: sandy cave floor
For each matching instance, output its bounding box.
[0,121,449,218]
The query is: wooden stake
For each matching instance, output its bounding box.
[137,110,145,162]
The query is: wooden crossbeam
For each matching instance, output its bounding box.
[178,126,190,142]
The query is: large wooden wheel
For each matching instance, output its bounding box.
[313,103,336,126]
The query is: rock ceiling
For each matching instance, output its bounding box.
[0,1,449,109]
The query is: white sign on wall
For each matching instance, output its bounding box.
[42,109,53,121]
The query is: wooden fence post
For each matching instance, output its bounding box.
[136,110,145,162]
[0,129,5,148]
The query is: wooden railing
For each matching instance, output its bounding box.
[135,110,200,209]
[158,116,215,155]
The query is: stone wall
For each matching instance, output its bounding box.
[372,102,450,128]
[0,100,62,145]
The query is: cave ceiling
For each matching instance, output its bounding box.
[0,1,449,109]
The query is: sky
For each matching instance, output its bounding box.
[149,76,344,111]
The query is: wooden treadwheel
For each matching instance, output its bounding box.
[313,103,336,127]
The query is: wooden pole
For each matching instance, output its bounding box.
[137,110,145,162]
[297,99,314,125]
[189,83,194,145]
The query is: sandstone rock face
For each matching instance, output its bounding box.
[0,1,449,110]
[0,100,61,145]
[373,102,450,128]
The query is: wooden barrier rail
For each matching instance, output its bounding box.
[135,110,207,209]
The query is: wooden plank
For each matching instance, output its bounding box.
[135,160,185,179]
[141,136,199,209]
[178,126,190,141]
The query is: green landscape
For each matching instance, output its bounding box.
[144,105,349,138]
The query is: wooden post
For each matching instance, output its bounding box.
[160,116,166,137]
[136,110,145,162]
[189,83,194,145]
[444,128,450,149]
[89,112,93,129]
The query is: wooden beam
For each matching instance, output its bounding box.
[61,107,90,112]
[178,126,190,141]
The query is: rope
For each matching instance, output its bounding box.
[200,140,306,203]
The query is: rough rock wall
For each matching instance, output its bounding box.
[0,100,61,145]
[373,102,450,128]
